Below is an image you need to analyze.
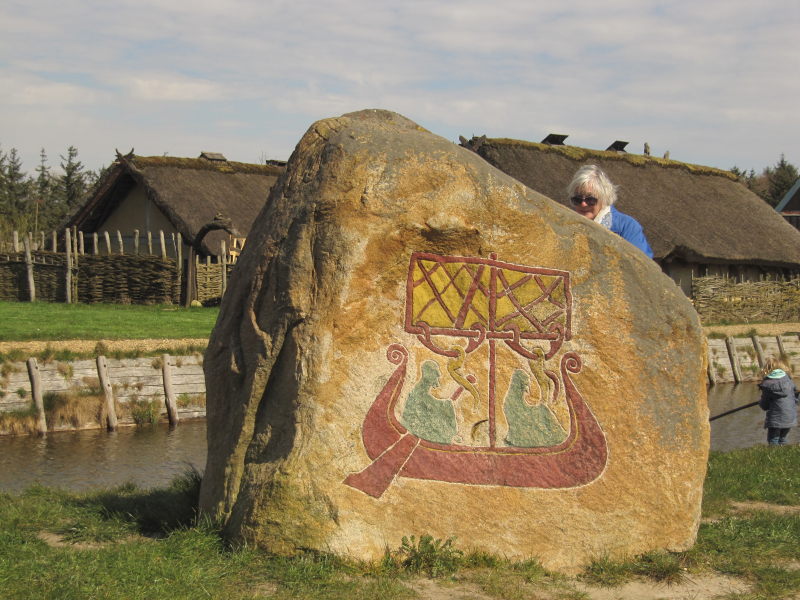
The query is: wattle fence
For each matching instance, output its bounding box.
[0,229,234,305]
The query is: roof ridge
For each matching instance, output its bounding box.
[478,137,737,180]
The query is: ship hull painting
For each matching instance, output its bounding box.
[344,252,608,499]
[344,345,607,498]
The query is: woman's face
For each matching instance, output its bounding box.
[570,184,603,220]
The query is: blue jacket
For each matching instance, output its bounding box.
[759,372,799,429]
[609,206,653,258]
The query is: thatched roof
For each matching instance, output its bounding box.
[462,137,800,268]
[67,152,284,255]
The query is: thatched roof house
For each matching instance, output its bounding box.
[460,136,800,294]
[67,151,284,257]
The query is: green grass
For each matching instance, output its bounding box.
[0,301,218,341]
[1,448,799,599]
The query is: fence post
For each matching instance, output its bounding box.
[39,231,45,251]
[23,236,35,302]
[159,230,166,259]
[134,229,140,255]
[96,356,118,431]
[103,231,112,255]
[750,334,765,368]
[26,358,47,436]
[147,231,153,255]
[777,335,787,360]
[725,336,743,383]
[51,230,57,252]
[79,231,85,255]
[176,233,183,304]
[220,241,227,298]
[92,233,99,255]
[162,354,179,427]
[12,231,19,253]
[65,228,72,304]
[116,230,124,255]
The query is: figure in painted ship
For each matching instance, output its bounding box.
[503,368,567,447]
[401,360,458,444]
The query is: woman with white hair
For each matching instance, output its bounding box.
[567,164,653,258]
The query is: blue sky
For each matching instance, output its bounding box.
[1,0,798,175]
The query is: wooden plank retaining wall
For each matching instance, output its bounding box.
[0,353,205,434]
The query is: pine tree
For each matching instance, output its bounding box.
[54,146,88,223]
[34,148,52,232]
[767,154,799,207]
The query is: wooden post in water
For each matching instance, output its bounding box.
[23,236,35,302]
[777,335,787,359]
[725,336,743,383]
[162,354,179,427]
[96,356,118,431]
[751,334,765,369]
[26,358,47,435]
[65,228,72,304]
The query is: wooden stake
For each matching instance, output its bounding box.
[159,230,166,259]
[725,336,743,383]
[162,354,179,427]
[96,356,118,431]
[65,228,72,304]
[23,236,35,302]
[26,358,47,436]
[116,230,124,254]
[92,232,99,255]
[104,231,112,255]
[12,231,19,253]
[134,229,140,255]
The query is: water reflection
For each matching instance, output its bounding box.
[0,420,207,494]
[708,382,769,452]
[0,384,777,494]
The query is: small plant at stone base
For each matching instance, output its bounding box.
[631,551,688,585]
[580,554,636,587]
[397,534,463,577]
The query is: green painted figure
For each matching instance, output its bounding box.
[504,369,567,447]
[401,360,458,444]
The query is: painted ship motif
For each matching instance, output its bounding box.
[344,252,607,498]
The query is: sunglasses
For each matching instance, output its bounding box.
[570,196,599,207]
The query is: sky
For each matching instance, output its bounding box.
[1,0,799,176]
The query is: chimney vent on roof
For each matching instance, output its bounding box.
[606,141,628,152]
[200,152,227,161]
[541,133,568,145]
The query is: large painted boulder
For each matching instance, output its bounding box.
[199,109,709,571]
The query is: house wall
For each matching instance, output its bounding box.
[101,185,175,235]
[94,185,185,258]
[661,259,785,296]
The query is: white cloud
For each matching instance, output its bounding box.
[0,0,798,173]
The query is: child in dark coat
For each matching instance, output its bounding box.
[758,358,799,446]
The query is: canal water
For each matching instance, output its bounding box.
[0,384,778,494]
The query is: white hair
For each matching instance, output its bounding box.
[566,164,618,208]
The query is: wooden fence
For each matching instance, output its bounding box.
[0,229,234,305]
[692,275,800,324]
[0,353,206,434]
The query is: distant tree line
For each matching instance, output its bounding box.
[0,145,107,239]
[731,154,799,207]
